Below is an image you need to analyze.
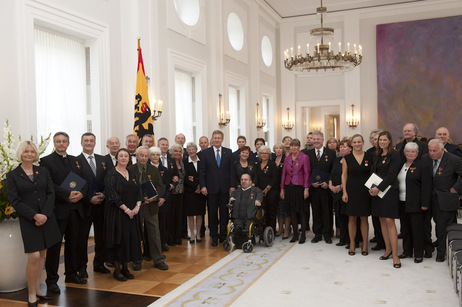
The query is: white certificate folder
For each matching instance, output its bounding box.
[364,173,391,199]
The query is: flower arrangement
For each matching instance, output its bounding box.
[0,120,51,222]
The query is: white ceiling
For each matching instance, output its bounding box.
[263,0,425,18]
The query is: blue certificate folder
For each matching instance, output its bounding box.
[142,181,158,199]
[310,169,330,184]
[60,171,86,192]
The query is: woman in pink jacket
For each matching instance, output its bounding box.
[280,139,311,244]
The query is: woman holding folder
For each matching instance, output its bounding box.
[369,131,401,268]
[341,135,371,256]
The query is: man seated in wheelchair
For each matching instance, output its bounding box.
[229,173,263,232]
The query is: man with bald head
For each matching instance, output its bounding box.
[104,136,121,169]
[175,133,188,158]
[435,127,462,157]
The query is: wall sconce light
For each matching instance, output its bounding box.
[218,94,230,126]
[256,103,266,129]
[346,104,360,128]
[145,76,163,121]
[282,107,294,130]
[311,124,322,132]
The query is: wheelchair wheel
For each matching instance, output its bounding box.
[263,226,274,247]
[223,239,230,251]
[242,242,253,253]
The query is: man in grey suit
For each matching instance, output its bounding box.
[423,139,462,262]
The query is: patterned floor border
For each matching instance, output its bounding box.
[151,239,295,307]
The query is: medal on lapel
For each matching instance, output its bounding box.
[324,155,328,162]
[251,193,254,200]
[35,170,39,175]
[410,167,416,173]
[102,162,107,170]
[364,160,368,167]
[76,161,81,169]
[382,157,387,164]
[148,174,152,182]
[437,167,443,176]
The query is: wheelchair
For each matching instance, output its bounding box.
[222,202,274,253]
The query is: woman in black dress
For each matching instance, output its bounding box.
[6,141,61,305]
[369,131,401,268]
[329,138,352,247]
[273,142,290,238]
[342,134,371,256]
[104,148,143,281]
[254,146,279,232]
[397,142,432,263]
[233,146,257,188]
[168,144,185,245]
[149,147,173,251]
[184,142,206,244]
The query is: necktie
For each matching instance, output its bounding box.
[141,167,147,183]
[88,156,96,176]
[162,156,166,167]
[317,149,321,161]
[433,160,438,176]
[216,148,221,167]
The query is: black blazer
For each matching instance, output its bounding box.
[445,143,462,157]
[104,154,116,170]
[154,163,173,202]
[403,160,432,212]
[184,159,201,193]
[306,147,336,180]
[77,153,108,217]
[254,160,278,191]
[422,152,462,211]
[198,146,235,194]
[372,150,401,191]
[40,152,87,220]
[6,165,61,252]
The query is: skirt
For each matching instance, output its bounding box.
[284,184,308,213]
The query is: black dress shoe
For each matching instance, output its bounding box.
[175,239,183,245]
[162,245,169,251]
[436,255,445,262]
[94,265,110,274]
[47,284,60,293]
[65,275,87,284]
[154,262,169,270]
[121,269,134,279]
[371,245,385,251]
[143,256,152,261]
[324,238,333,244]
[398,253,412,259]
[133,261,142,271]
[414,258,423,263]
[36,295,52,300]
[311,236,322,243]
[424,250,432,258]
[211,240,218,247]
[299,235,306,244]
[113,272,127,282]
[183,235,191,240]
[370,237,377,243]
[432,241,438,247]
[290,233,298,243]
[78,268,88,279]
[336,241,346,246]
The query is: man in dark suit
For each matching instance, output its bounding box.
[126,134,139,165]
[128,146,168,270]
[175,133,188,159]
[305,132,336,244]
[395,123,428,163]
[199,130,235,246]
[141,134,154,148]
[423,139,462,262]
[436,127,462,157]
[40,132,87,293]
[158,137,171,168]
[104,136,120,169]
[76,132,109,278]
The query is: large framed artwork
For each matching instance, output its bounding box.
[377,15,462,144]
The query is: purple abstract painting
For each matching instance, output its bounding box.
[377,15,462,144]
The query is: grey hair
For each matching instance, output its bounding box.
[312,131,324,139]
[125,134,138,143]
[258,145,270,154]
[403,142,419,153]
[135,146,150,155]
[404,123,419,135]
[149,146,161,155]
[428,138,444,149]
[186,142,198,151]
[169,143,183,155]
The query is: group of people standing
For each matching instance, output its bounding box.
[5,123,462,306]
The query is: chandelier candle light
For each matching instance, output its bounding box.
[346,104,360,128]
[284,0,362,72]
[218,94,231,126]
[256,103,266,129]
[282,108,295,130]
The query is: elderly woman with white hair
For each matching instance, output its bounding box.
[6,141,61,305]
[184,142,206,243]
[397,142,432,263]
[254,145,279,232]
[149,146,174,251]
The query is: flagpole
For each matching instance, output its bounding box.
[138,37,140,49]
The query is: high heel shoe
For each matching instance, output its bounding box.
[189,239,195,244]
[36,294,52,300]
[393,262,401,269]
[348,250,355,256]
[196,237,202,243]
[275,231,283,237]
[28,300,38,307]
[361,250,369,256]
[379,253,392,260]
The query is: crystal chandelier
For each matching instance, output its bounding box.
[283,0,362,72]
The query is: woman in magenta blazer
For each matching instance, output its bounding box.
[280,139,311,243]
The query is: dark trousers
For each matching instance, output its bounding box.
[305,197,311,230]
[168,193,183,244]
[334,199,349,243]
[423,210,433,254]
[432,195,457,257]
[310,187,332,239]
[46,209,80,285]
[77,205,105,270]
[207,191,229,240]
[158,211,168,247]
[400,201,427,258]
[263,190,279,232]
[372,216,385,247]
